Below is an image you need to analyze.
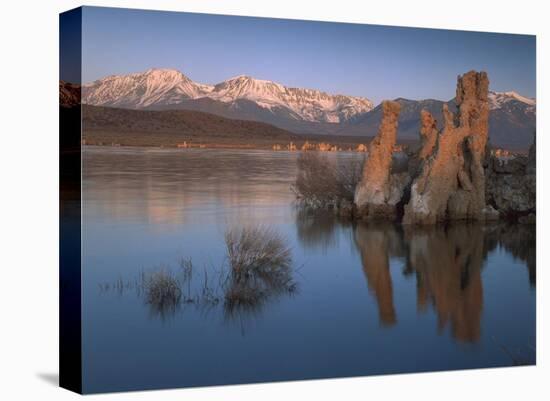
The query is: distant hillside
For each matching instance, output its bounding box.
[82,105,299,148]
[82,105,378,150]
[343,98,446,138]
[344,93,536,150]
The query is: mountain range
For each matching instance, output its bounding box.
[83,68,373,123]
[350,93,536,150]
[82,68,536,149]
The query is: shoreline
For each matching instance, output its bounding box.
[81,141,529,156]
[82,142,372,153]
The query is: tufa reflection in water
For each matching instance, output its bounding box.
[353,224,404,327]
[295,207,353,251]
[402,224,485,342]
[99,226,297,320]
[296,210,535,343]
[483,223,536,287]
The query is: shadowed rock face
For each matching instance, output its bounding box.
[486,156,536,216]
[408,109,439,178]
[403,71,490,224]
[418,110,439,161]
[354,101,408,220]
[527,138,536,175]
[485,136,536,218]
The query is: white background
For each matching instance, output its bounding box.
[0,0,548,399]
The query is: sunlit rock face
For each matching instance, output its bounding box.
[354,101,408,220]
[407,109,439,178]
[403,71,490,224]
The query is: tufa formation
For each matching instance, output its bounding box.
[351,71,534,224]
[403,71,491,224]
[296,70,535,224]
[354,101,410,220]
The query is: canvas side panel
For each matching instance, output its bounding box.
[59,7,82,394]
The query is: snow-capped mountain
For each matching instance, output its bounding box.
[83,68,213,108]
[488,90,536,111]
[83,68,374,123]
[207,75,373,123]
[488,91,537,113]
[486,91,536,149]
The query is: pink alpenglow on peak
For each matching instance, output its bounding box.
[82,68,374,123]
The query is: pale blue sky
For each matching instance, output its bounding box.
[80,6,536,104]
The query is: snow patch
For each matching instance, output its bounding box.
[488,90,536,110]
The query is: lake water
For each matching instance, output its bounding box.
[82,146,536,393]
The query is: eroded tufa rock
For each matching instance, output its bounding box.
[418,110,439,160]
[403,71,490,224]
[354,101,403,219]
[408,109,439,178]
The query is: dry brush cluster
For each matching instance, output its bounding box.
[224,226,296,314]
[292,152,364,208]
[99,225,296,319]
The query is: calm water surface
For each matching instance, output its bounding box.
[82,146,536,393]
